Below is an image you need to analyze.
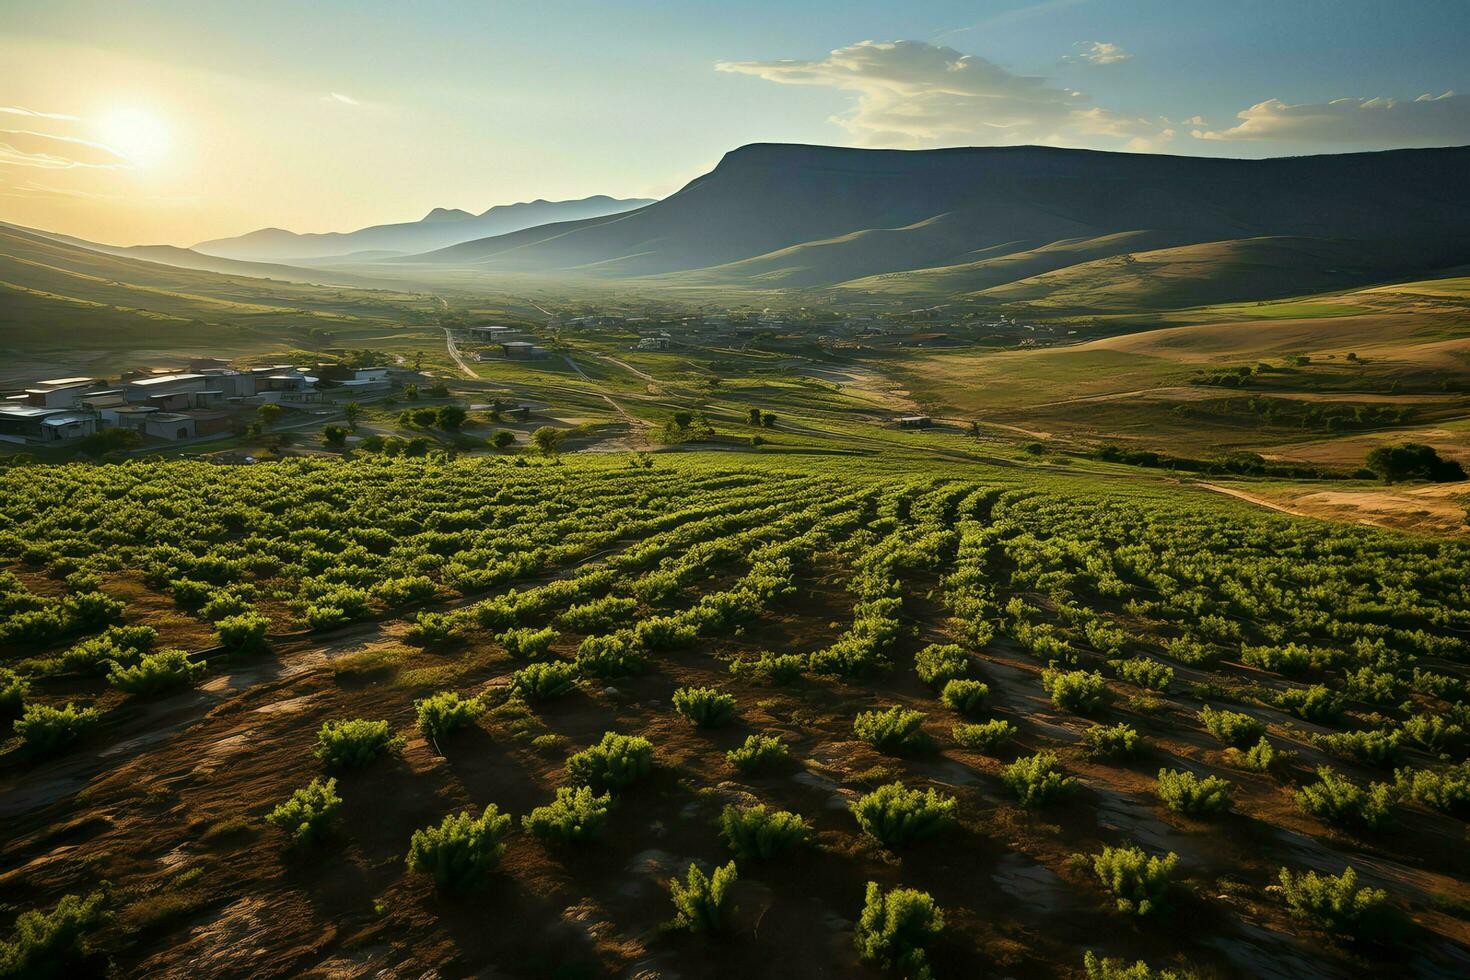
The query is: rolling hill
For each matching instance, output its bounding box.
[195,195,655,262]
[398,142,1470,309]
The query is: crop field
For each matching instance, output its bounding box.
[1,455,1467,978]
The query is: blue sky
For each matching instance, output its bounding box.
[2,0,1467,244]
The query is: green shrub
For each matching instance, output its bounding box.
[939,678,989,714]
[0,668,27,716]
[726,733,790,773]
[1277,865,1401,943]
[1394,763,1470,814]
[1276,685,1343,724]
[1295,767,1394,831]
[914,643,969,687]
[1002,751,1077,807]
[1082,950,1189,979]
[13,702,101,754]
[558,595,638,632]
[1227,735,1286,773]
[405,807,513,891]
[566,731,654,791]
[953,719,1016,752]
[1083,723,1143,760]
[719,804,810,861]
[1313,729,1401,767]
[1198,705,1265,747]
[855,882,944,980]
[414,691,486,744]
[497,626,560,660]
[266,778,342,845]
[406,611,460,646]
[1113,657,1172,693]
[106,649,204,695]
[1087,845,1178,916]
[0,890,109,978]
[216,611,269,651]
[849,782,955,847]
[58,625,156,675]
[1156,768,1233,816]
[574,633,645,677]
[668,861,737,933]
[1042,667,1110,714]
[522,786,612,843]
[313,718,403,768]
[511,661,578,700]
[728,650,806,684]
[672,686,737,728]
[854,706,932,754]
[1402,713,1464,756]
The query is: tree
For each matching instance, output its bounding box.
[531,426,565,456]
[257,403,283,429]
[403,384,420,401]
[342,402,363,431]
[967,420,981,439]
[321,425,349,448]
[490,429,515,449]
[411,350,425,371]
[746,407,762,426]
[437,405,468,430]
[1365,443,1465,483]
[760,411,776,428]
[427,382,450,399]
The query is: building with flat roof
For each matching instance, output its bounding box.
[143,413,196,441]
[124,373,207,403]
[0,405,97,443]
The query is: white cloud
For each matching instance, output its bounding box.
[0,105,79,121]
[1195,91,1470,144]
[325,92,362,106]
[716,40,1167,150]
[0,129,131,170]
[1068,41,1132,66]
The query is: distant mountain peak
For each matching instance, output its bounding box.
[422,208,474,222]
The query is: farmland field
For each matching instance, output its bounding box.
[2,454,1467,978]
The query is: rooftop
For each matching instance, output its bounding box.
[129,373,206,387]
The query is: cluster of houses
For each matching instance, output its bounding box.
[0,357,394,447]
[464,325,549,360]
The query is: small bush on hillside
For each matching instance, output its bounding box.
[914,643,969,687]
[0,668,27,716]
[13,702,101,754]
[1002,752,1077,807]
[1198,706,1265,747]
[726,733,790,773]
[728,650,806,684]
[953,719,1017,752]
[266,778,342,845]
[0,890,109,978]
[1082,950,1189,979]
[1113,658,1173,693]
[1227,736,1288,773]
[58,625,156,676]
[1394,763,1470,814]
[511,661,578,701]
[1156,769,1233,816]
[939,678,989,714]
[672,686,737,728]
[405,807,513,891]
[414,691,486,744]
[216,612,269,651]
[1276,685,1343,724]
[1313,729,1401,767]
[106,649,204,695]
[522,786,612,843]
[849,782,956,847]
[575,633,646,677]
[854,706,932,754]
[1277,865,1402,943]
[668,861,737,933]
[558,595,638,632]
[566,731,654,791]
[719,804,810,861]
[406,611,460,646]
[1042,668,1110,714]
[313,718,403,768]
[1087,845,1178,916]
[855,882,944,980]
[1402,714,1464,756]
[1295,767,1394,831]
[1083,723,1143,760]
[497,626,559,660]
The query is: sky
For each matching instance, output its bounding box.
[2,0,1467,246]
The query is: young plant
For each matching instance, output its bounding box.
[266,778,342,845]
[566,731,654,791]
[849,782,956,847]
[414,691,486,744]
[1313,729,1401,767]
[1227,735,1286,773]
[718,804,810,861]
[1294,767,1394,832]
[405,807,513,891]
[854,706,932,754]
[0,667,27,716]
[914,643,969,688]
[672,686,737,728]
[1002,751,1077,807]
[1112,657,1173,693]
[313,718,404,769]
[728,650,806,685]
[1156,768,1233,817]
[522,786,612,843]
[511,661,578,701]
[496,626,559,660]
[574,633,646,677]
[952,719,1016,753]
[216,611,270,652]
[1083,723,1143,760]
[13,702,101,754]
[1082,951,1188,980]
[0,891,109,978]
[855,882,944,979]
[1394,763,1470,815]
[1041,668,1110,714]
[939,678,989,714]
[1277,865,1401,943]
[1198,705,1265,747]
[726,733,790,773]
[106,649,205,695]
[668,861,737,933]
[1086,844,1178,916]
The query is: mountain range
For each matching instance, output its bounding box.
[194,195,655,262]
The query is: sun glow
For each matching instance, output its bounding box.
[97,106,170,167]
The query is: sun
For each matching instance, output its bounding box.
[98,107,170,167]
